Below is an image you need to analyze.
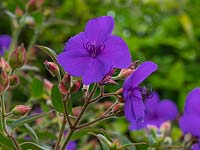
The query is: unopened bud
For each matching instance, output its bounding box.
[9,75,20,88]
[0,58,11,74]
[118,68,134,79]
[0,69,9,94]
[9,43,27,70]
[59,74,71,95]
[15,7,23,17]
[44,79,53,92]
[12,105,31,116]
[113,103,124,116]
[26,0,44,11]
[160,121,171,134]
[72,106,82,117]
[24,16,35,26]
[116,95,125,103]
[44,60,60,78]
[71,80,81,93]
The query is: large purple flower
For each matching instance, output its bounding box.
[57,16,131,85]
[179,88,200,137]
[0,34,12,56]
[123,61,158,130]
[144,93,178,128]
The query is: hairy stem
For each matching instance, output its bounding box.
[0,95,21,150]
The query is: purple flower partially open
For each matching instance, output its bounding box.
[123,61,158,130]
[144,93,178,128]
[0,34,12,56]
[57,16,131,85]
[179,88,200,137]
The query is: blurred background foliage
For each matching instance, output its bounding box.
[0,0,199,148]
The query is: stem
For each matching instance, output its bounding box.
[0,95,21,150]
[60,83,98,150]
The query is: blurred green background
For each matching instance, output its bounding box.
[1,0,200,112]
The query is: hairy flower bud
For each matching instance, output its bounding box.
[59,74,71,95]
[44,79,53,92]
[12,105,31,116]
[0,58,11,74]
[15,7,23,17]
[9,43,27,70]
[9,75,20,88]
[0,69,9,94]
[117,68,134,79]
[44,60,60,78]
[113,103,124,117]
[71,80,81,94]
[116,95,125,103]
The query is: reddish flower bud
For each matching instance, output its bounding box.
[9,43,27,70]
[12,105,31,116]
[44,60,60,78]
[0,58,11,74]
[72,106,82,117]
[44,79,53,92]
[113,103,124,117]
[118,68,134,79]
[26,0,44,11]
[116,95,125,103]
[15,7,23,17]
[59,74,71,95]
[9,75,20,88]
[70,80,81,93]
[0,69,10,94]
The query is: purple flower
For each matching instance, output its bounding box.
[57,16,131,85]
[65,141,77,150]
[0,34,12,56]
[144,93,178,128]
[123,61,158,130]
[179,88,200,137]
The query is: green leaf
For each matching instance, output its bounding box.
[35,45,65,75]
[0,133,15,149]
[20,142,50,150]
[11,111,52,129]
[30,78,43,98]
[24,124,39,143]
[67,98,72,114]
[51,85,64,113]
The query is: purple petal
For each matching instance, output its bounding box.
[145,92,159,115]
[57,50,90,77]
[66,141,77,150]
[157,99,178,121]
[123,61,158,89]
[64,32,87,52]
[129,121,146,130]
[124,90,145,126]
[0,34,12,56]
[103,35,131,68]
[179,114,200,137]
[192,143,200,150]
[85,16,114,43]
[185,88,200,115]
[81,56,112,84]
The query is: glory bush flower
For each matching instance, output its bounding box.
[57,16,131,85]
[144,93,178,128]
[123,61,157,130]
[179,88,200,140]
[0,34,12,56]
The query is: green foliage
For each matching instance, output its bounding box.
[51,85,64,113]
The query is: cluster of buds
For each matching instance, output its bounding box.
[9,43,27,71]
[12,105,31,116]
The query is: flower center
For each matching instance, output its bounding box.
[83,42,105,58]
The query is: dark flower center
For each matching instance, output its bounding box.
[83,42,105,58]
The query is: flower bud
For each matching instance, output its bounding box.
[113,103,124,117]
[116,95,125,103]
[0,58,11,74]
[44,79,53,92]
[59,74,71,95]
[12,105,31,116]
[26,0,44,11]
[160,121,171,135]
[0,69,9,94]
[15,7,23,17]
[44,60,60,78]
[9,43,27,70]
[70,80,81,94]
[9,75,20,88]
[72,106,82,117]
[117,68,134,79]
